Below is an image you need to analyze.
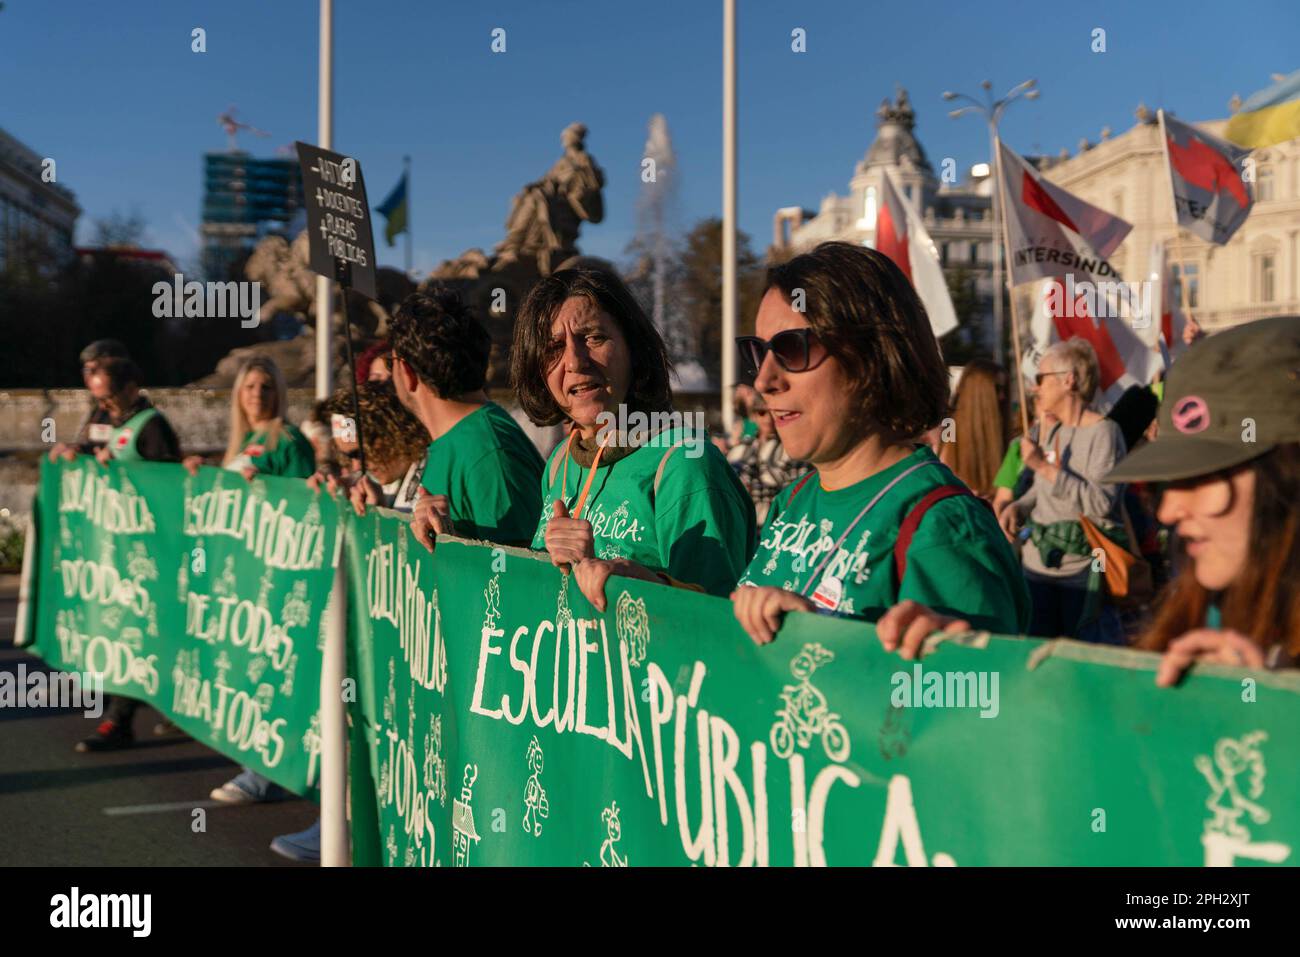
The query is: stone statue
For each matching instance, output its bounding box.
[244,230,391,338]
[492,122,606,276]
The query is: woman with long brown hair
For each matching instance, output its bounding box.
[1104,315,1300,682]
[940,358,1007,499]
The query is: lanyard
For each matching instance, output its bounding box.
[559,430,610,522]
[796,461,940,596]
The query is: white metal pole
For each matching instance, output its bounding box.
[988,118,1004,361]
[721,0,738,435]
[13,512,37,649]
[316,0,349,868]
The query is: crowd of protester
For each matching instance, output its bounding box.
[50,240,1299,862]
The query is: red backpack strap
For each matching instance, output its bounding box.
[894,486,973,585]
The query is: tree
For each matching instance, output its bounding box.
[675,218,766,382]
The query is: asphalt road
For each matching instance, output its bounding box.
[0,578,316,866]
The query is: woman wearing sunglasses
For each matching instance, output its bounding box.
[1103,315,1299,685]
[731,242,1029,646]
[513,267,756,610]
[998,338,1129,644]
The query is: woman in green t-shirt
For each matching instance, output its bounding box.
[731,242,1030,648]
[511,267,757,609]
[183,356,313,805]
[183,356,315,482]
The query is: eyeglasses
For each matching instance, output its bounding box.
[1035,371,1068,386]
[735,329,828,378]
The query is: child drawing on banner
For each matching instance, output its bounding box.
[522,735,549,837]
[483,575,501,630]
[769,642,851,763]
[599,801,627,867]
[1198,732,1272,840]
[451,764,481,867]
[616,591,651,668]
[423,715,446,807]
[1197,732,1291,866]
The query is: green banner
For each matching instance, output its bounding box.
[27,458,339,796]
[344,508,1300,867]
[23,460,1300,865]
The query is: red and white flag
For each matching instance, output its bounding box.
[1160,110,1254,245]
[1025,276,1163,408]
[875,169,959,338]
[1136,240,1191,368]
[997,140,1132,288]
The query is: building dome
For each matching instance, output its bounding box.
[859,87,933,176]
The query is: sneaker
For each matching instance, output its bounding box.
[270,818,321,863]
[209,769,291,804]
[153,718,182,737]
[75,720,134,753]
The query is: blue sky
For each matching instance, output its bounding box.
[3,0,1297,275]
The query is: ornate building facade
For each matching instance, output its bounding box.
[772,89,999,352]
[773,90,1300,348]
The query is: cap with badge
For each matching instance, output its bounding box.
[1106,314,1300,483]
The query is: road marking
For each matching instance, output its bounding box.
[103,799,224,816]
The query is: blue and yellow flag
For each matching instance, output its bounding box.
[1225,69,1300,148]
[375,172,408,246]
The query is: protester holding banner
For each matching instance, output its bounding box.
[316,380,427,514]
[513,267,756,607]
[73,356,183,752]
[387,288,544,548]
[940,358,1008,500]
[177,356,314,801]
[998,338,1128,644]
[47,339,131,462]
[1103,315,1300,683]
[730,242,1029,646]
[183,356,315,481]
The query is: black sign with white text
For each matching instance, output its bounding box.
[294,141,378,300]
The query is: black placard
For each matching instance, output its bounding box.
[294,141,378,300]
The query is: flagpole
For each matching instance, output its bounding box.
[993,134,1031,436]
[1157,109,1199,336]
[720,0,738,436]
[403,154,412,278]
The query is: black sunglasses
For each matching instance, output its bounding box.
[735,329,828,378]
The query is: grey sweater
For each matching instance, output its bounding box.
[1013,417,1127,580]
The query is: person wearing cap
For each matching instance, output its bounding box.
[1104,315,1300,685]
[72,356,183,752]
[998,337,1129,645]
[47,339,132,462]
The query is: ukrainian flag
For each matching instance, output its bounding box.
[1226,69,1300,148]
[375,172,408,247]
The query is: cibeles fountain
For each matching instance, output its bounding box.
[198,123,609,390]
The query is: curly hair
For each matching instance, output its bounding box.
[388,287,491,397]
[510,267,673,427]
[322,380,428,473]
[764,241,950,443]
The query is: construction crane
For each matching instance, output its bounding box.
[217,106,271,152]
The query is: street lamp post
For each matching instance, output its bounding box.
[942,79,1039,365]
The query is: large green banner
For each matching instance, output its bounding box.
[26,458,339,796]
[23,460,1300,865]
[344,508,1300,867]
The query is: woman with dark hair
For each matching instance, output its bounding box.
[940,358,1008,499]
[1103,315,1300,683]
[314,380,429,513]
[730,242,1029,646]
[512,267,756,608]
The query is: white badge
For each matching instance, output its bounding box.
[811,574,843,612]
[88,423,112,444]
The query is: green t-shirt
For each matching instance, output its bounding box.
[531,428,757,597]
[420,402,544,545]
[231,423,316,479]
[739,446,1030,634]
[993,437,1024,490]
